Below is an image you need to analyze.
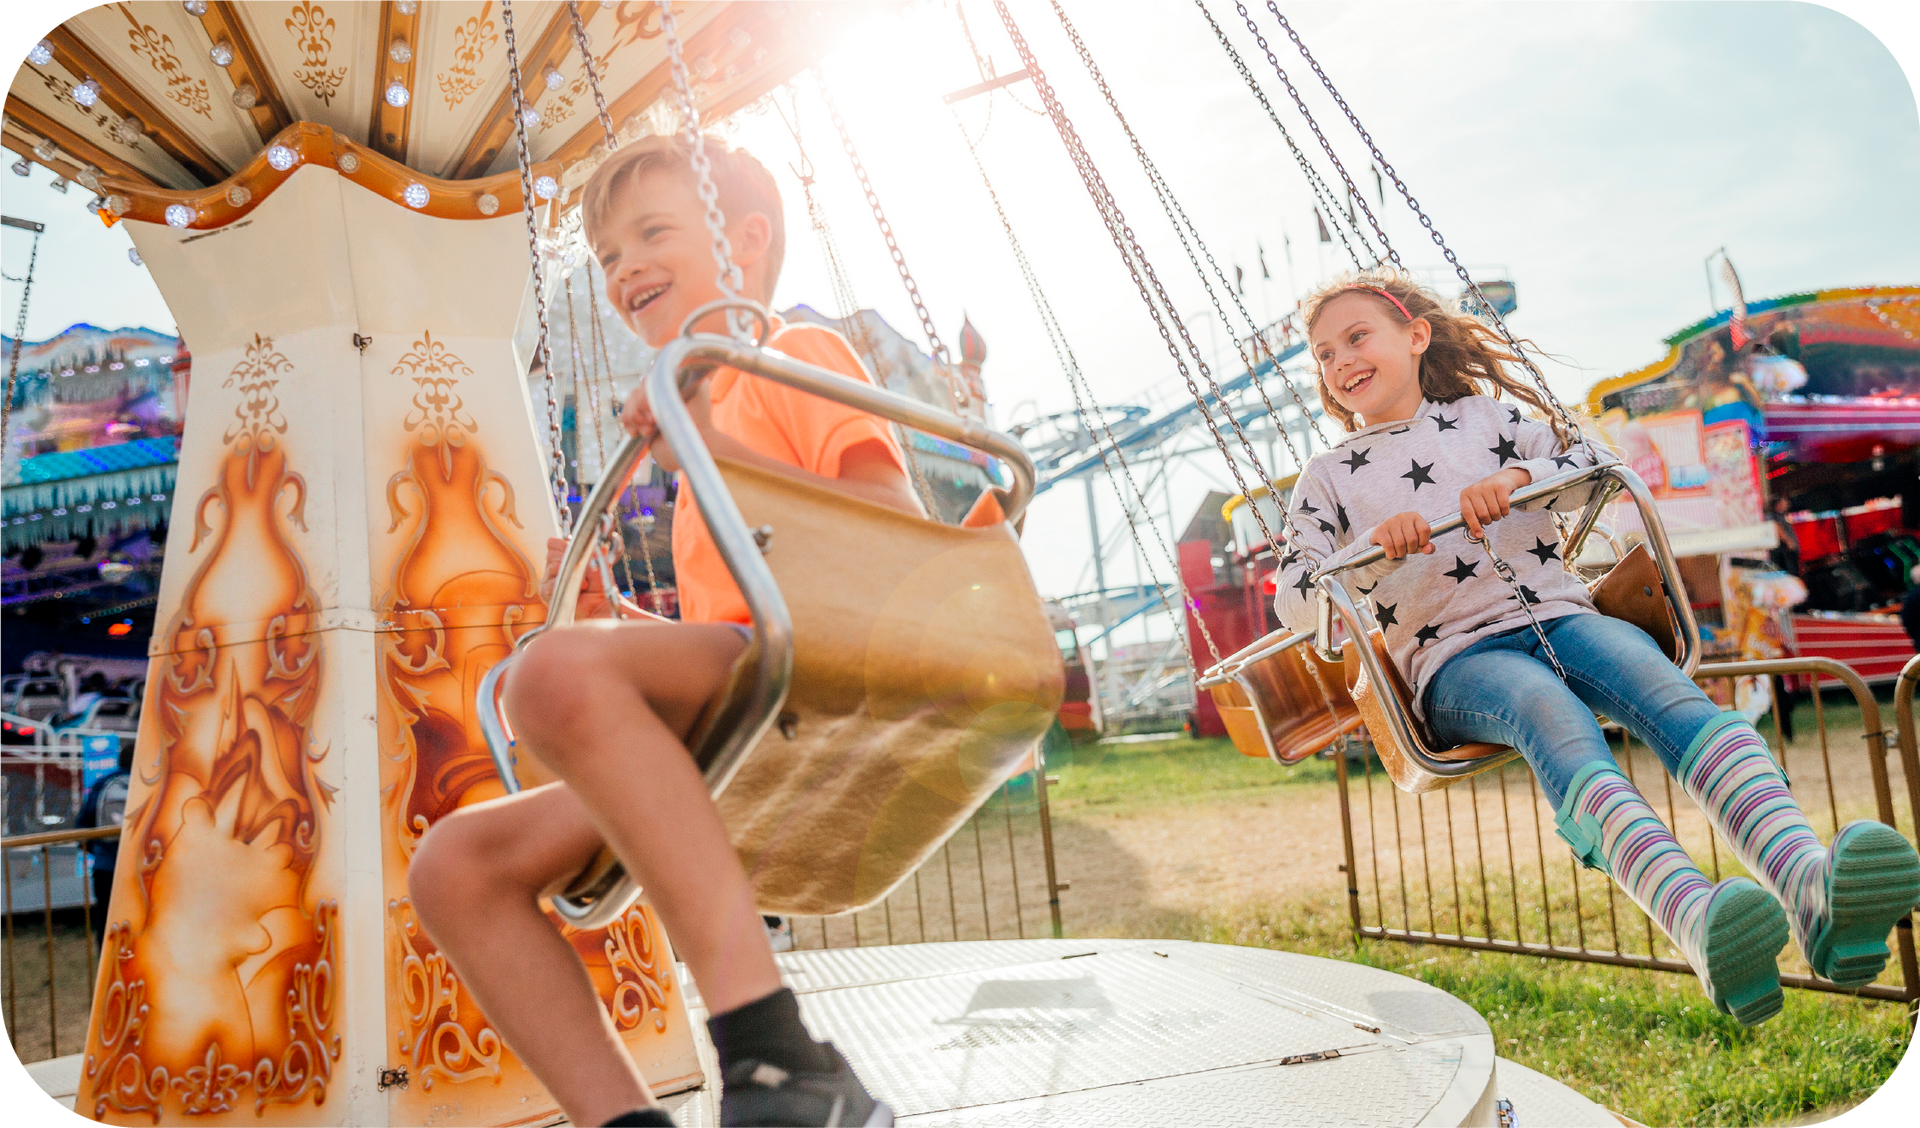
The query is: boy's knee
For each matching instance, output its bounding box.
[504,633,616,747]
[409,815,482,929]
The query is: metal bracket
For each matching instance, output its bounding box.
[376,1067,409,1092]
[352,333,372,354]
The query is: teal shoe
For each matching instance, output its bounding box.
[1804,820,1920,988]
[1695,877,1790,1026]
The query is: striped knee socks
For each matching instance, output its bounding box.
[1559,761,1786,1023]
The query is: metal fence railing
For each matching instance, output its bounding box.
[1334,656,1920,1003]
[785,766,1066,950]
[3,824,118,1063]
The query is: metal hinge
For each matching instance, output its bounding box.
[377,1066,409,1091]
[352,333,372,354]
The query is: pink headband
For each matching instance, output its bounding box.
[1345,283,1413,321]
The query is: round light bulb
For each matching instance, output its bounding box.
[28,39,53,66]
[402,182,429,209]
[72,79,101,108]
[76,167,101,191]
[266,143,297,171]
[385,80,410,108]
[32,139,57,162]
[521,106,540,127]
[10,157,29,177]
[542,65,565,91]
[209,40,234,67]
[183,0,209,14]
[395,0,418,14]
[226,184,252,207]
[107,194,131,215]
[337,151,360,173]
[111,116,143,145]
[389,37,412,64]
[164,203,195,228]
[533,174,558,200]
[231,82,257,109]
[477,193,499,216]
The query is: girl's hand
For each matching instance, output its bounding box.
[620,378,715,474]
[1371,511,1434,559]
[1460,468,1533,538]
[539,535,608,616]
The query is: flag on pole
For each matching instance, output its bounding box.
[1371,163,1385,207]
[1720,256,1750,347]
[1258,243,1271,280]
[1234,264,1245,294]
[1315,208,1331,243]
[1346,192,1357,229]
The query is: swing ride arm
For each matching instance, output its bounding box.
[477,331,1039,922]
[1308,462,1699,781]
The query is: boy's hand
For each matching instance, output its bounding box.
[1460,467,1533,538]
[539,536,608,616]
[620,378,715,474]
[1371,512,1434,559]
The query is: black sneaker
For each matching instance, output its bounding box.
[719,1043,893,1127]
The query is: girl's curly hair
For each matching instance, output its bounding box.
[1303,266,1580,448]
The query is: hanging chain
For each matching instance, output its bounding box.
[995,1,1283,567]
[1466,531,1567,679]
[582,258,657,608]
[563,272,624,615]
[949,97,1214,671]
[0,231,40,460]
[501,0,570,534]
[816,76,950,368]
[1265,4,1593,453]
[1051,0,1329,480]
[565,1,617,149]
[1194,0,1372,270]
[658,0,749,341]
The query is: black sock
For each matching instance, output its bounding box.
[601,1108,673,1127]
[707,987,830,1075]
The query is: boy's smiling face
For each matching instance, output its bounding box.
[595,167,769,347]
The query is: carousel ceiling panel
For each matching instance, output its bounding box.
[6,51,200,189]
[227,1,381,157]
[59,2,267,176]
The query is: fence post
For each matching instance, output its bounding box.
[1033,761,1065,939]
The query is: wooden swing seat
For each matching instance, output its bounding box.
[515,454,1064,920]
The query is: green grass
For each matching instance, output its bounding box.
[1052,714,1916,1127]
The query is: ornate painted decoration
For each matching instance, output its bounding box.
[286,1,346,107]
[118,3,213,119]
[436,2,500,111]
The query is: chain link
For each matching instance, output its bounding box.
[949,96,1214,672]
[1,229,39,477]
[658,0,750,341]
[565,1,617,149]
[582,258,659,609]
[501,0,571,535]
[1465,531,1567,679]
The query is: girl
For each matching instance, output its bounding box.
[1272,268,1920,1025]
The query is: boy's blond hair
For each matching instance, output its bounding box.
[580,133,785,300]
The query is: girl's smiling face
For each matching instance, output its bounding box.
[1311,290,1432,426]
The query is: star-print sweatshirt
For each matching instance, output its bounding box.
[1272,395,1607,719]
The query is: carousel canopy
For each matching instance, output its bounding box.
[6,2,859,198]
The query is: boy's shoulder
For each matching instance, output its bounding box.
[769,320,870,383]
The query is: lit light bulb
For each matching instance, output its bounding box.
[28,39,53,66]
[337,151,360,174]
[10,157,28,177]
[385,80,410,108]
[389,37,412,64]
[231,82,258,109]
[477,193,500,215]
[402,182,429,209]
[183,0,209,14]
[533,174,558,200]
[209,40,234,67]
[164,203,194,228]
[128,247,143,266]
[226,184,251,207]
[395,0,418,14]
[72,79,101,108]
[521,106,540,127]
[266,143,297,171]
[107,195,130,215]
[542,65,564,91]
[76,166,101,191]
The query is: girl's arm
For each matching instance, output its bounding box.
[1510,413,1610,514]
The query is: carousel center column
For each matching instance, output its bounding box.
[73,124,698,1128]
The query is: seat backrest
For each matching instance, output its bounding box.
[1212,643,1362,763]
[694,456,1064,916]
[1344,629,1510,793]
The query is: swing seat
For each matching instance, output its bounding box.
[1202,630,1362,762]
[1314,462,1699,795]
[485,333,1062,927]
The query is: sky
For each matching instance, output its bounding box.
[4,1,1918,617]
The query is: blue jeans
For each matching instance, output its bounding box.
[1422,613,1723,810]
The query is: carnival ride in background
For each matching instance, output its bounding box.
[1,1,1883,1126]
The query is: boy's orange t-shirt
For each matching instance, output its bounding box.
[671,318,907,625]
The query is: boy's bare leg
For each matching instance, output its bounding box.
[506,619,784,1016]
[411,784,650,1127]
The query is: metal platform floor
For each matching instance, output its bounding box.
[23,938,1622,1126]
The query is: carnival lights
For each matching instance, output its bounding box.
[164,203,195,228]
[267,143,297,171]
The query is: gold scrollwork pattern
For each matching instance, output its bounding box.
[603,904,676,1033]
[286,1,347,106]
[436,2,500,110]
[221,333,292,458]
[118,4,213,119]
[388,897,505,1091]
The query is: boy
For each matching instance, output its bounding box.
[409,133,911,1128]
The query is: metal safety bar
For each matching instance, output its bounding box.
[478,329,1040,926]
[1312,463,1700,782]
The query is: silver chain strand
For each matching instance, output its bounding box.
[565,1,617,148]
[993,1,1282,564]
[949,97,1216,671]
[2,228,39,481]
[1466,531,1567,679]
[500,0,571,535]
[582,258,658,608]
[1193,0,1373,270]
[658,0,750,341]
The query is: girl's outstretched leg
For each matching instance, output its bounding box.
[1558,761,1788,1023]
[1678,713,1920,987]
